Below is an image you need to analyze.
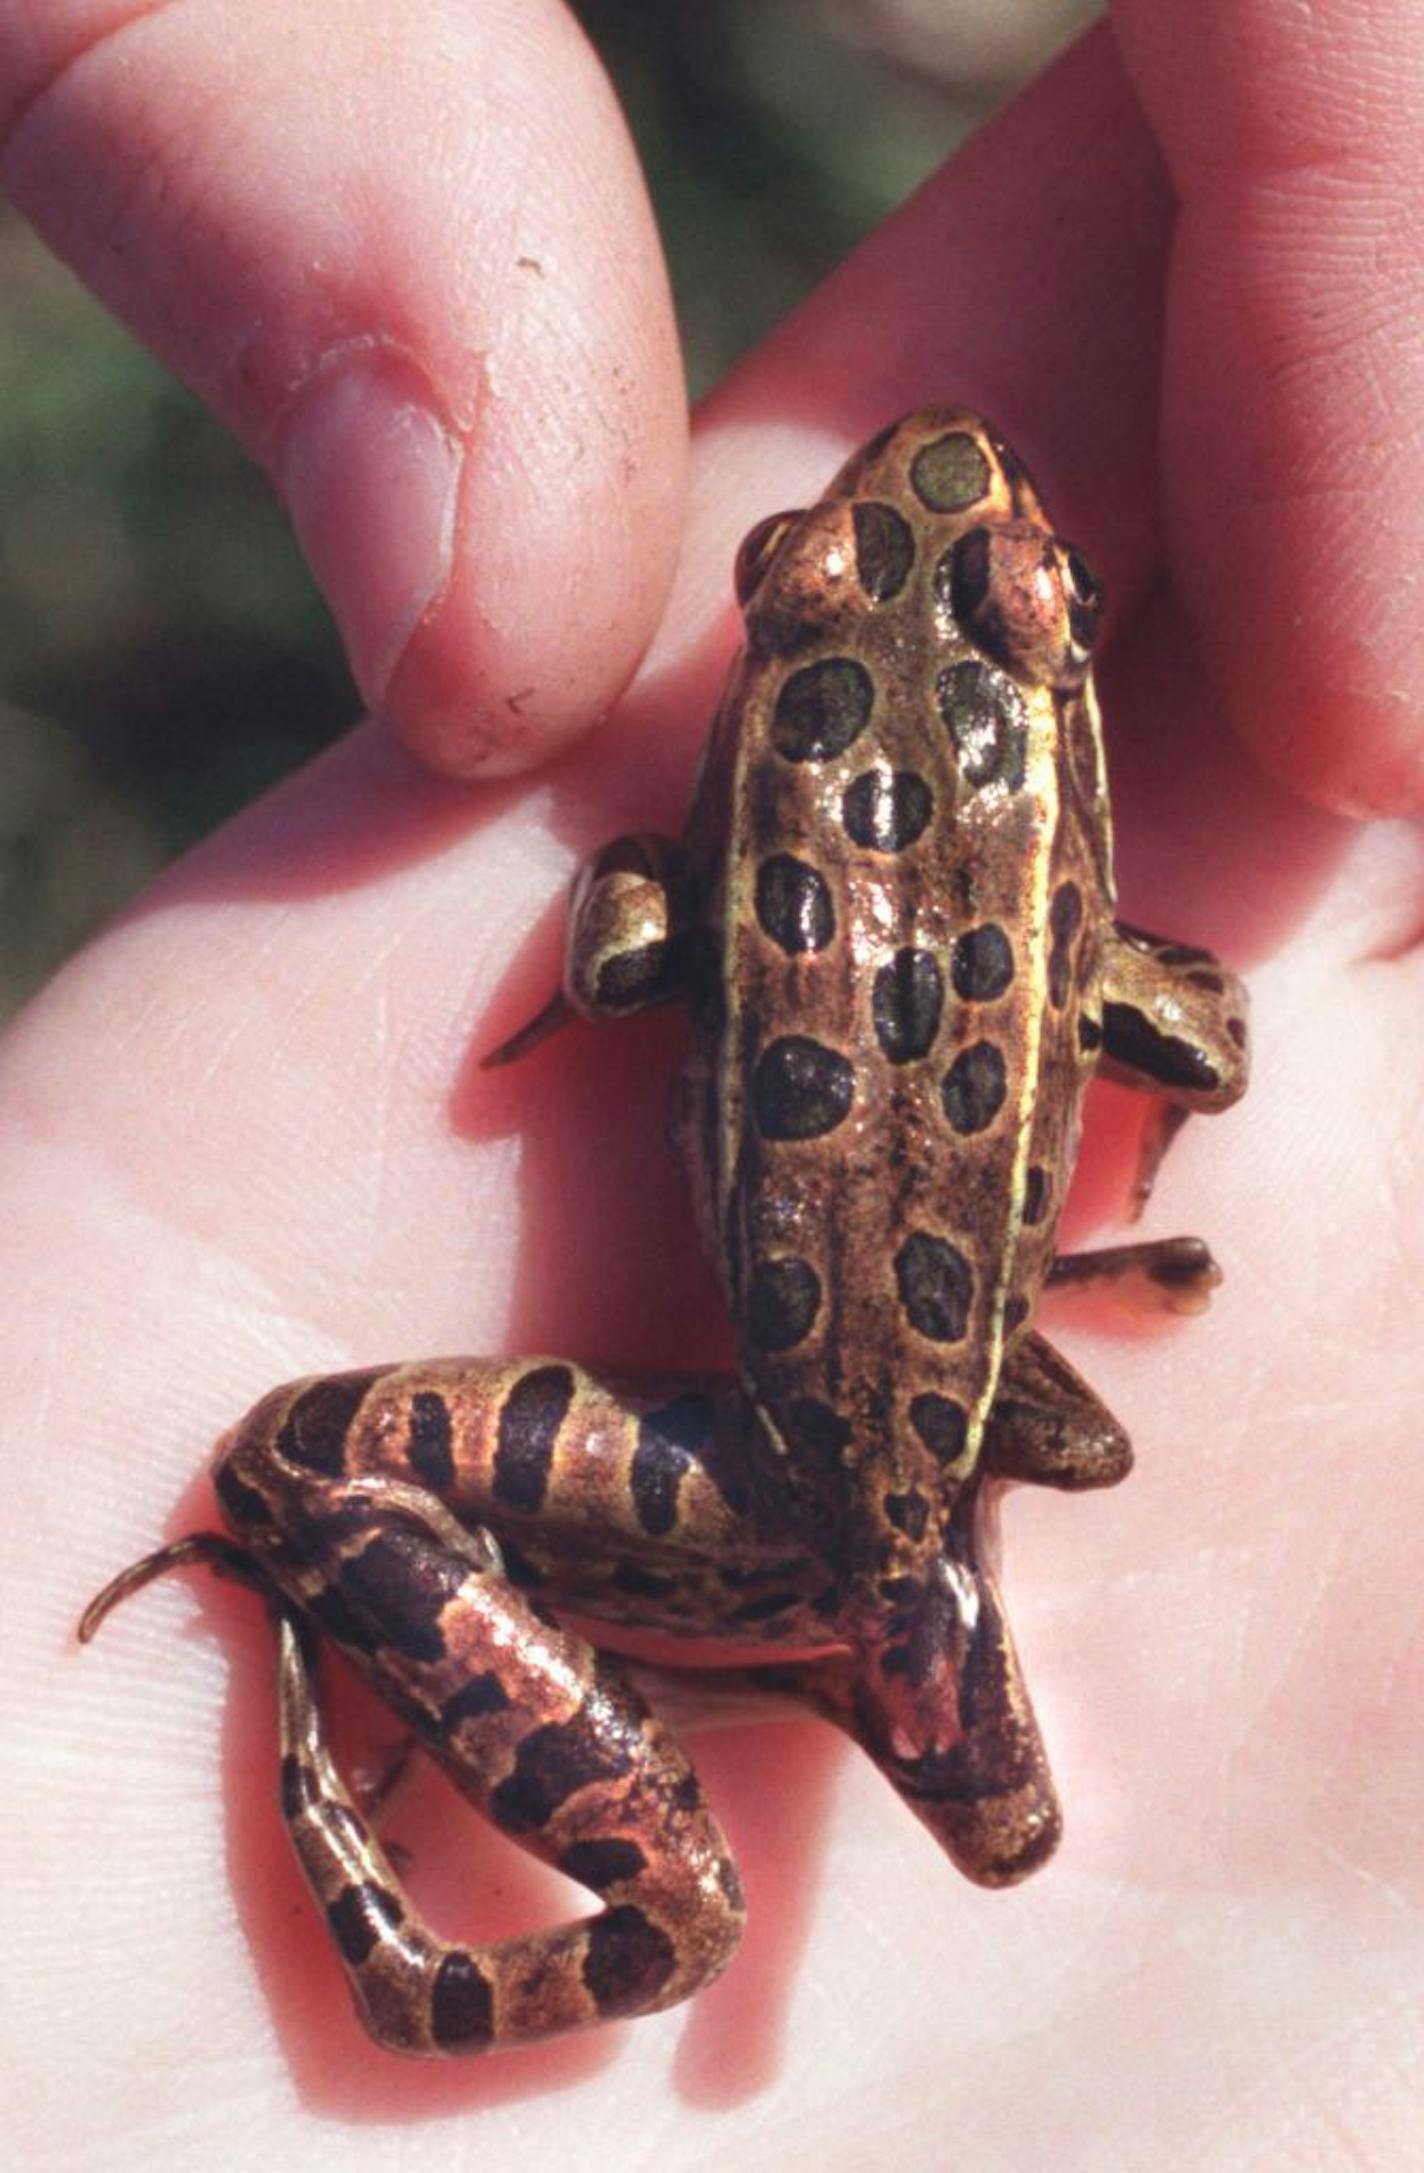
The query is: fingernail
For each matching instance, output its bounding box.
[280,353,459,709]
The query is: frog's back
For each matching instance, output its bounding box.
[680,412,1112,1581]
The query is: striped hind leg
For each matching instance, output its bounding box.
[83,1456,746,2057]
[265,1512,744,2055]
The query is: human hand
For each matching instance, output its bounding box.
[2,5,1420,2164]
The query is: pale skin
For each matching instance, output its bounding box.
[2,2,1423,2165]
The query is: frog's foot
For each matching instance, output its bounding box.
[1098,921,1249,1212]
[78,1530,271,1641]
[482,833,691,1067]
[982,1330,1131,1490]
[1046,1234,1222,1317]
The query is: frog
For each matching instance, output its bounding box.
[82,410,1249,2059]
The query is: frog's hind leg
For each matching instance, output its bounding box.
[262,1531,744,2056]
[482,834,693,1066]
[752,1484,1061,1890]
[84,1414,747,2058]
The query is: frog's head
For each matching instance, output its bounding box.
[732,408,1104,695]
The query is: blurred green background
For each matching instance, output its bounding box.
[0,0,1095,1021]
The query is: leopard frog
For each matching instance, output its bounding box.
[83,410,1249,2057]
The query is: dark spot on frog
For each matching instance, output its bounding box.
[1078,1013,1103,1053]
[872,948,944,1064]
[583,1904,678,2016]
[338,1529,469,1662]
[613,1561,678,1598]
[895,1233,973,1343]
[327,1881,404,1966]
[597,940,669,1010]
[431,1952,495,2049]
[215,1460,270,1532]
[852,499,915,601]
[937,659,1027,791]
[1227,1016,1247,1048]
[496,1537,544,1587]
[406,1391,454,1492]
[1051,883,1083,942]
[909,1392,969,1460]
[755,853,835,955]
[491,1716,634,1834]
[730,1589,803,1622]
[753,1034,854,1140]
[951,924,1014,1002]
[747,1255,822,1350]
[772,655,873,761]
[1003,1295,1030,1334]
[841,766,933,852]
[441,1671,511,1731]
[884,1490,930,1540]
[1187,969,1226,995]
[630,1393,717,1534]
[280,1751,318,1819]
[494,1365,573,1513]
[1153,940,1214,967]
[1022,1165,1051,1224]
[278,1371,376,1477]
[940,1039,1007,1134]
[909,430,991,512]
[561,1837,648,1892]
[1103,1002,1223,1094]
[306,1582,367,1649]
[880,1574,922,1607]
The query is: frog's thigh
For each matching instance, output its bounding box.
[982,1331,1131,1489]
[268,1483,744,2056]
[1101,921,1250,1112]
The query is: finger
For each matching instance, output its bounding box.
[0,0,686,777]
[1111,0,1424,816]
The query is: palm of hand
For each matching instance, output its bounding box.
[3,27,1423,2172]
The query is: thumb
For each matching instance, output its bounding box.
[0,0,687,776]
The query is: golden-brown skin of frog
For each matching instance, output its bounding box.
[81,409,1250,2058]
[676,411,1117,1609]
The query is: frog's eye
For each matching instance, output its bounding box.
[945,522,1103,688]
[734,511,800,605]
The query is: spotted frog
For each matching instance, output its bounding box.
[83,411,1249,2057]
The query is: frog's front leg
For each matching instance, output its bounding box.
[1099,923,1250,1208]
[483,833,693,1066]
[1101,922,1250,1109]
